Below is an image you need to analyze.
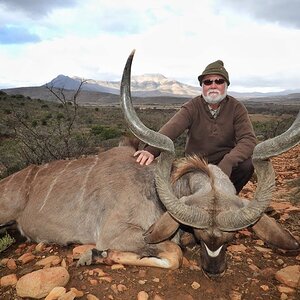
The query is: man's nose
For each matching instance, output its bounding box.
[210,81,217,88]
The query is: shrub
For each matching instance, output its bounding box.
[90,125,122,140]
[32,120,38,127]
[0,232,15,253]
[3,109,12,115]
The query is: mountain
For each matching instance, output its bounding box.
[2,74,300,107]
[45,74,300,99]
[46,74,200,98]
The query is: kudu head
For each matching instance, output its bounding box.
[120,50,300,277]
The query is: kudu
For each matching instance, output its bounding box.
[0,51,299,278]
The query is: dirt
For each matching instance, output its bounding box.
[0,146,299,300]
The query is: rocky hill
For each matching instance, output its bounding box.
[2,73,300,108]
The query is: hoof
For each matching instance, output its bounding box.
[77,249,93,267]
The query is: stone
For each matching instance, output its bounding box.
[18,252,36,264]
[254,246,272,253]
[45,287,66,300]
[277,259,285,265]
[87,295,99,300]
[98,276,112,283]
[137,291,149,300]
[280,293,288,300]
[275,265,300,288]
[35,242,46,252]
[277,285,296,294]
[93,268,107,277]
[138,269,147,277]
[57,290,76,300]
[72,244,95,259]
[36,255,62,267]
[0,273,18,286]
[7,258,17,270]
[229,291,242,300]
[260,267,276,278]
[61,259,67,268]
[16,267,70,299]
[89,279,98,286]
[0,258,9,266]
[248,264,260,272]
[117,284,127,292]
[191,281,201,289]
[111,263,125,270]
[255,240,264,246]
[111,283,119,294]
[182,257,190,267]
[227,244,247,253]
[70,287,84,297]
[260,285,269,291]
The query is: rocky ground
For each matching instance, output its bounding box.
[0,145,299,300]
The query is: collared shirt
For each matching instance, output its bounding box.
[207,105,221,119]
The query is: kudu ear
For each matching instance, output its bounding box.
[252,214,299,250]
[143,212,180,244]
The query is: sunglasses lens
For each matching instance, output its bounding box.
[203,79,225,85]
[203,80,213,85]
[215,79,225,85]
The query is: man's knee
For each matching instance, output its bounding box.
[230,158,254,193]
[237,158,254,175]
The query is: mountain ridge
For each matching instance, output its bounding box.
[2,74,300,107]
[43,74,300,98]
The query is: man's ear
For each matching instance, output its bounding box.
[143,212,179,243]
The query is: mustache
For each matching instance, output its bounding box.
[207,89,220,95]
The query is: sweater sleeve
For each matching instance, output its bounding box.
[218,103,257,176]
[145,105,193,157]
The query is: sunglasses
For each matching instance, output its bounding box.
[202,78,225,86]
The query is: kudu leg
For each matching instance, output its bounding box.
[77,241,183,270]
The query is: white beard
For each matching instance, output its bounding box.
[203,86,227,104]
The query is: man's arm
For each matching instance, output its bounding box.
[135,106,193,165]
[218,104,257,176]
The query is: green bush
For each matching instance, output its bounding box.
[90,125,122,140]
[0,232,15,253]
[0,140,25,179]
[32,120,38,127]
[3,109,12,115]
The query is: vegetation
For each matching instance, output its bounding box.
[0,232,15,253]
[0,91,127,178]
[0,90,298,179]
[252,117,295,140]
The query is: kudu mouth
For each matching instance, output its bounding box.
[120,50,300,231]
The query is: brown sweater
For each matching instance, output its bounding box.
[145,95,257,176]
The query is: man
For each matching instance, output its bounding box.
[134,60,257,194]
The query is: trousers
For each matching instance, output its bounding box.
[230,158,254,194]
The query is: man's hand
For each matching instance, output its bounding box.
[218,158,233,177]
[134,150,154,165]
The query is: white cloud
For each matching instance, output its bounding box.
[0,0,300,92]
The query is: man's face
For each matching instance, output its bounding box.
[202,75,227,104]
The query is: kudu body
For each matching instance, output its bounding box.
[0,51,299,277]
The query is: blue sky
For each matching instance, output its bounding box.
[0,0,300,92]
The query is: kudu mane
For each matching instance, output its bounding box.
[171,155,211,184]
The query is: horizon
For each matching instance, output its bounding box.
[3,72,300,96]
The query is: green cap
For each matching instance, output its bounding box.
[198,60,230,86]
